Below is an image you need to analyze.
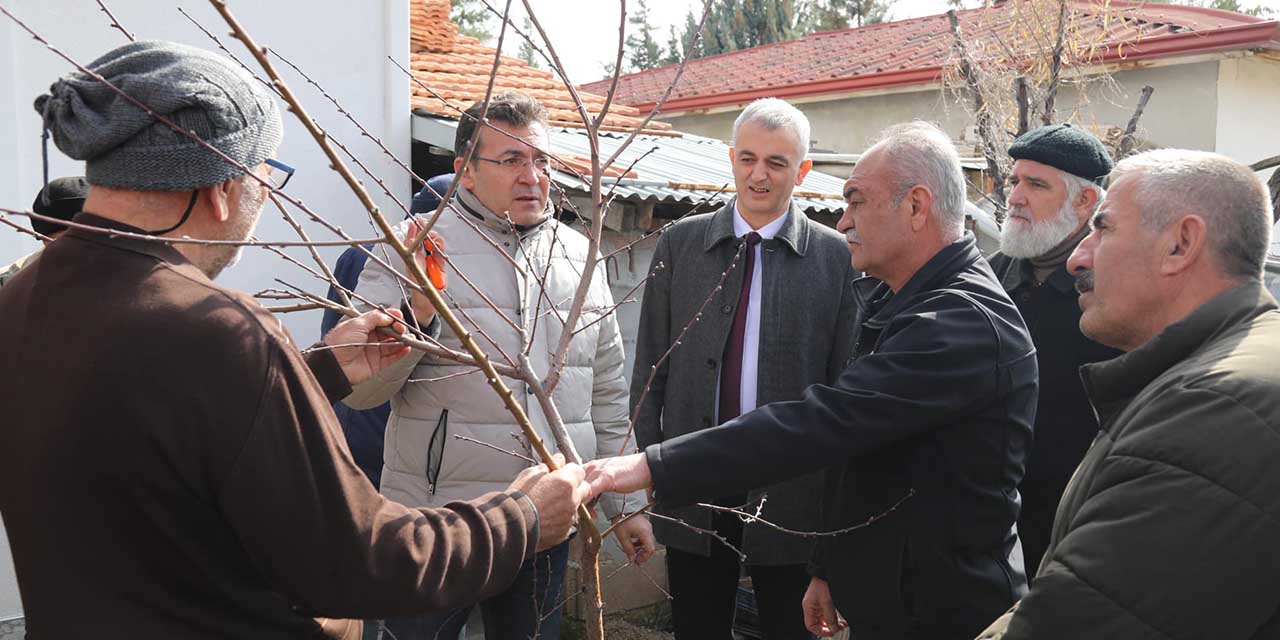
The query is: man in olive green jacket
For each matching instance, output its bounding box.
[979,150,1280,638]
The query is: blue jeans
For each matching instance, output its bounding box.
[383,540,570,640]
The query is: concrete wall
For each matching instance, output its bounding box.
[0,0,411,623]
[661,59,1223,159]
[1215,56,1280,256]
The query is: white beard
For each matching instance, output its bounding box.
[1000,198,1080,258]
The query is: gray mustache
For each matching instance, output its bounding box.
[1075,270,1095,294]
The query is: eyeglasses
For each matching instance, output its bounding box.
[265,158,296,190]
[475,154,551,174]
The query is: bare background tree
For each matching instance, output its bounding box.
[942,0,1160,221]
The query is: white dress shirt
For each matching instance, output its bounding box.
[715,205,790,420]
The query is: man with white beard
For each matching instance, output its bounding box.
[987,124,1121,581]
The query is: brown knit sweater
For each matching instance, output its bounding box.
[0,214,537,639]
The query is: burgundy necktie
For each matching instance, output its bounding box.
[718,232,761,424]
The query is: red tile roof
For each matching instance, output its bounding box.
[579,0,1280,114]
[409,0,669,132]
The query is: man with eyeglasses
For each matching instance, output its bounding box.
[348,91,654,640]
[0,41,593,639]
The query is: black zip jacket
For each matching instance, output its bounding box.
[646,233,1038,639]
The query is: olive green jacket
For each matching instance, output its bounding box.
[980,282,1280,639]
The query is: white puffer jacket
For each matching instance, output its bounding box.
[346,191,632,517]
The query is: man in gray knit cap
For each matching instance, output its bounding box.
[0,40,590,639]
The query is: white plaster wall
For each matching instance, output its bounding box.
[0,0,411,621]
[1216,57,1280,180]
[1214,57,1280,256]
[662,60,1222,159]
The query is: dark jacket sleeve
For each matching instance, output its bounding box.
[826,262,860,386]
[217,341,537,619]
[985,388,1280,640]
[647,292,1003,507]
[630,231,674,450]
[810,262,860,580]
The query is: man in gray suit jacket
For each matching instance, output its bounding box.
[631,98,858,640]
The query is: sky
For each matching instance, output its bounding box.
[499,0,1280,85]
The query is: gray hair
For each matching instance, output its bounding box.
[1061,170,1106,216]
[732,98,811,159]
[868,121,968,238]
[1109,149,1272,281]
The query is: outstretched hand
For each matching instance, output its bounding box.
[323,308,412,387]
[583,453,653,498]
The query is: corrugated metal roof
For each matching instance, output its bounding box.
[412,114,848,214]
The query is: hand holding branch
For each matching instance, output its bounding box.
[584,452,652,496]
[509,454,592,551]
[323,309,412,386]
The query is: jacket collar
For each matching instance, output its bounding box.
[854,232,983,329]
[1081,281,1279,425]
[455,186,551,236]
[999,255,1077,295]
[702,197,809,256]
[65,212,194,268]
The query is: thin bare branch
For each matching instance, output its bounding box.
[570,265,656,337]
[1116,85,1155,159]
[0,214,51,243]
[265,302,328,314]
[1015,76,1030,136]
[593,0,628,130]
[695,488,915,538]
[0,208,384,248]
[95,0,134,41]
[599,0,714,175]
[269,194,350,308]
[412,0,513,237]
[646,510,746,561]
[621,242,748,456]
[600,503,653,539]
[454,435,537,465]
[206,0,599,554]
[387,55,591,187]
[518,0,597,135]
[407,368,486,384]
[269,47,423,185]
[1041,0,1069,125]
[602,145,660,204]
[947,9,1008,222]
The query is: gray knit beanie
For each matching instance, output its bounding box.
[34,40,282,191]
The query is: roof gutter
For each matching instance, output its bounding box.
[632,19,1280,116]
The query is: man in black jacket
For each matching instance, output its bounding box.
[987,125,1121,578]
[588,122,1038,640]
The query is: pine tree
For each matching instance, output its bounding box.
[517,16,540,69]
[663,24,685,65]
[451,0,493,42]
[675,0,801,60]
[625,0,665,71]
[797,0,890,32]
